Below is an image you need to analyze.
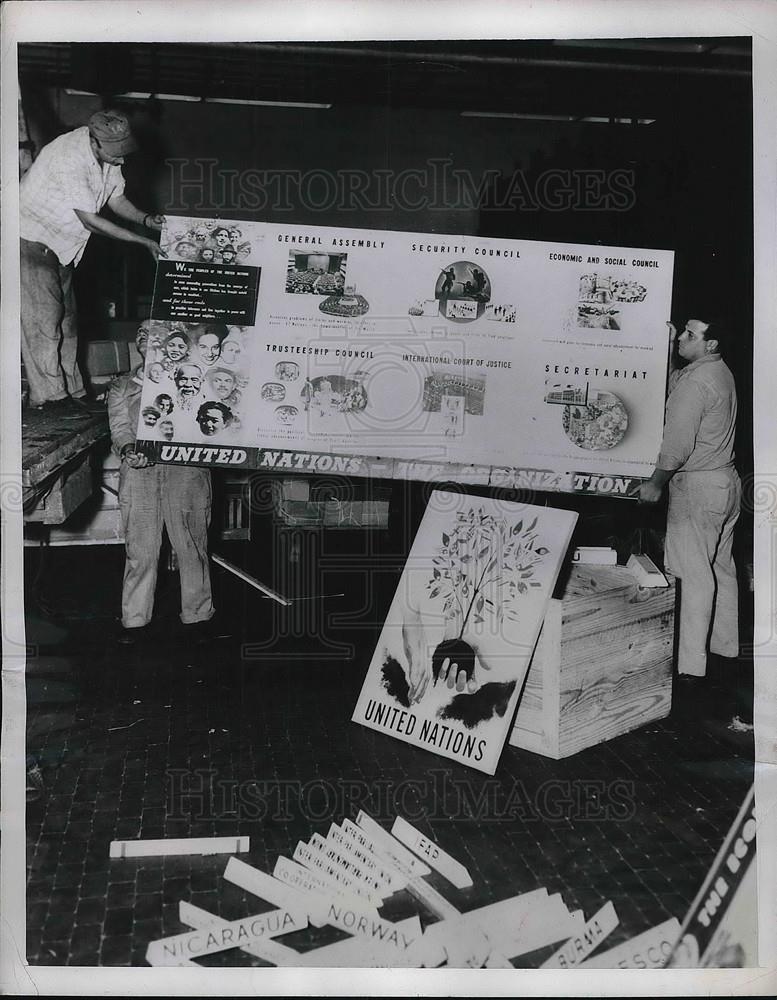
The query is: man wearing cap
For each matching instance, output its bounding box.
[20,109,166,410]
[639,318,740,681]
[107,323,216,645]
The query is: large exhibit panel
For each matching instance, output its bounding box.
[134,218,674,496]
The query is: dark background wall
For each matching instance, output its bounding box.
[17,40,754,563]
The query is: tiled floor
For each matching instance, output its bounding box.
[24,542,754,967]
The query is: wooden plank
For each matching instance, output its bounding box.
[437,924,515,969]
[224,856,327,926]
[573,546,618,565]
[340,825,452,920]
[24,450,95,524]
[543,599,563,756]
[540,598,562,757]
[557,568,674,644]
[326,824,402,892]
[22,410,109,487]
[317,898,422,961]
[511,599,562,757]
[561,564,641,600]
[414,888,550,967]
[354,811,431,878]
[411,919,494,969]
[493,899,585,959]
[540,901,619,968]
[146,953,200,967]
[424,887,549,943]
[626,552,669,587]
[558,596,674,646]
[274,854,353,900]
[179,900,302,966]
[296,917,420,968]
[293,840,384,908]
[390,817,473,889]
[579,917,680,969]
[557,644,672,759]
[109,836,248,858]
[272,855,380,922]
[211,553,291,606]
[405,876,461,920]
[146,906,306,966]
[309,832,387,895]
[344,816,425,881]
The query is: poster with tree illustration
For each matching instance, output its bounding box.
[352,491,578,774]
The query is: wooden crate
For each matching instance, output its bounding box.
[510,565,675,759]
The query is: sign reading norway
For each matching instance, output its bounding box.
[134,217,674,496]
[351,491,577,774]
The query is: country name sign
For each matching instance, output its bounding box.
[321,898,422,957]
[273,854,380,919]
[310,831,386,894]
[224,854,328,927]
[293,839,384,906]
[326,823,403,891]
[296,917,423,968]
[353,812,431,877]
[139,812,623,969]
[391,816,473,889]
[178,900,302,966]
[579,917,681,969]
[541,900,619,967]
[145,906,306,965]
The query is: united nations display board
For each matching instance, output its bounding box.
[134,217,674,497]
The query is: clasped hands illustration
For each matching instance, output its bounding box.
[402,609,491,706]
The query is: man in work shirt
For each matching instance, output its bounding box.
[20,109,165,410]
[639,318,740,679]
[108,323,215,645]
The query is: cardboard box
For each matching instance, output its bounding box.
[275,479,391,529]
[85,340,130,377]
[627,552,669,588]
[511,565,675,759]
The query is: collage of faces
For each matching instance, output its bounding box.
[163,220,255,266]
[140,321,249,442]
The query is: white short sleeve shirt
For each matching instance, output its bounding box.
[20,126,126,266]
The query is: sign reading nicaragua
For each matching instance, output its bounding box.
[135,217,674,496]
[145,906,306,965]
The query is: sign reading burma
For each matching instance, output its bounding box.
[134,217,674,496]
[351,490,577,774]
